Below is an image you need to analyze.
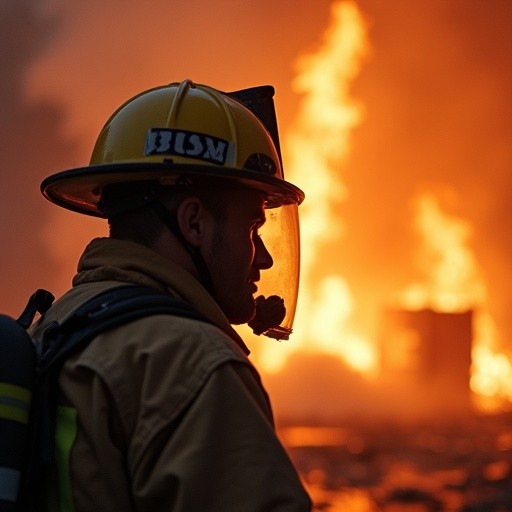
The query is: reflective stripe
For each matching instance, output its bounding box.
[55,406,78,512]
[0,466,20,502]
[0,404,29,424]
[0,383,31,424]
[0,383,31,404]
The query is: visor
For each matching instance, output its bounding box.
[250,203,300,340]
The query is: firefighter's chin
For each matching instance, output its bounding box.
[223,292,258,326]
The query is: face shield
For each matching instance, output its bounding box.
[222,85,302,341]
[247,202,300,340]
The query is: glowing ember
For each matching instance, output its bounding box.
[279,426,349,448]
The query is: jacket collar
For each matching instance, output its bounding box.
[72,237,250,355]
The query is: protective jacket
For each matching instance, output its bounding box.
[29,237,311,512]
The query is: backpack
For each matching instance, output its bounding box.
[0,285,208,511]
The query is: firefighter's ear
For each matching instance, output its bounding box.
[175,196,210,247]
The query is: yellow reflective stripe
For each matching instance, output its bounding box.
[0,383,31,404]
[55,406,78,512]
[0,383,31,424]
[0,404,29,424]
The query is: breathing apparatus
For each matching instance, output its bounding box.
[40,80,304,340]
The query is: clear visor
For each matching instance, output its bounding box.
[248,203,300,340]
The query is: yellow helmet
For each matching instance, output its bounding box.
[41,80,304,216]
[41,80,304,340]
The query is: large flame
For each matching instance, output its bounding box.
[398,192,512,413]
[250,0,510,417]
[471,313,512,412]
[255,0,377,377]
[398,192,486,312]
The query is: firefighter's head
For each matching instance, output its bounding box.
[41,80,304,338]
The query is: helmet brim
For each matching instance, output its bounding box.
[40,162,305,217]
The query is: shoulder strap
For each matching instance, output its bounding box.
[20,285,209,511]
[38,285,209,373]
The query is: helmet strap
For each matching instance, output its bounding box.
[151,200,217,298]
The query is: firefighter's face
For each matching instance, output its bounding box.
[204,189,273,325]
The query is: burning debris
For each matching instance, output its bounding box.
[280,414,512,511]
[380,308,473,417]
[395,193,512,414]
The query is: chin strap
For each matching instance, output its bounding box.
[151,199,217,298]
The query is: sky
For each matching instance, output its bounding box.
[1,0,510,420]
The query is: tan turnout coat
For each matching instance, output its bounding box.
[30,238,311,512]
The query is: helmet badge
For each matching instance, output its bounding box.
[145,128,230,165]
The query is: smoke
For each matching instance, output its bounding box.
[332,0,512,357]
[0,0,334,314]
[0,0,81,315]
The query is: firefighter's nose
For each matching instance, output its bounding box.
[254,234,273,270]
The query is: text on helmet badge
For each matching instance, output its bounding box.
[145,128,230,165]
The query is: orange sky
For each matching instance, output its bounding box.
[1,0,511,420]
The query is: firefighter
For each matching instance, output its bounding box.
[32,80,311,510]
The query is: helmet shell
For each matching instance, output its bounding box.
[41,80,304,216]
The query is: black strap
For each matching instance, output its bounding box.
[151,200,217,298]
[16,289,55,330]
[20,285,209,511]
[38,285,209,373]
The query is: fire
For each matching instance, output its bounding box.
[240,0,510,417]
[471,313,512,412]
[398,192,512,413]
[254,0,377,377]
[398,193,485,312]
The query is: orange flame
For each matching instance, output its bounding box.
[253,0,377,377]
[398,193,485,312]
[398,192,512,413]
[471,313,512,412]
